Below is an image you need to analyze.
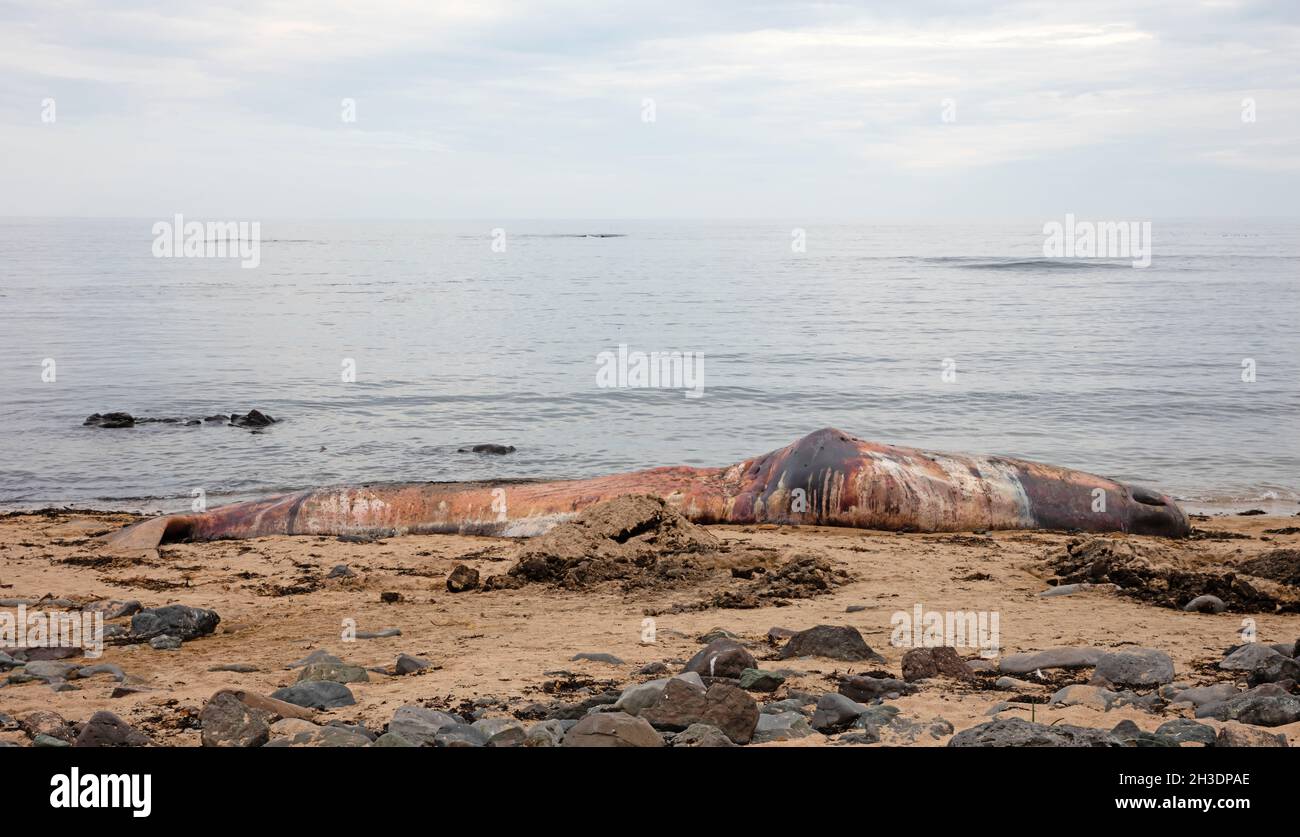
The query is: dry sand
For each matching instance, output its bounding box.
[2,505,1299,746]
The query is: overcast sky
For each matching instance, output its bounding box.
[1,0,1297,218]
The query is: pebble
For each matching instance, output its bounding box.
[395,654,431,675]
[571,652,624,665]
[562,712,663,747]
[997,647,1103,674]
[270,681,356,710]
[388,706,460,746]
[779,625,882,662]
[1183,595,1227,614]
[683,639,756,680]
[131,604,220,640]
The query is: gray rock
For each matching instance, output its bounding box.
[130,604,219,640]
[21,660,79,681]
[74,711,154,747]
[395,654,431,675]
[33,733,71,748]
[763,698,812,715]
[1094,647,1174,687]
[1215,722,1288,747]
[149,635,181,651]
[571,652,624,665]
[296,661,369,684]
[562,712,663,747]
[270,681,356,710]
[1183,595,1227,614]
[753,711,814,743]
[1154,719,1217,746]
[326,564,355,579]
[994,676,1037,690]
[738,668,785,692]
[355,628,401,639]
[811,693,868,732]
[522,720,567,747]
[1246,653,1300,686]
[997,647,1103,675]
[388,705,460,745]
[1039,583,1117,597]
[1195,689,1300,726]
[637,662,670,676]
[780,625,881,662]
[1219,642,1284,671]
[372,732,417,747]
[838,674,913,702]
[1169,683,1240,707]
[473,718,527,747]
[433,723,489,747]
[670,723,737,747]
[200,692,270,747]
[286,649,344,669]
[74,664,126,681]
[209,663,259,673]
[1050,684,1118,710]
[640,679,759,744]
[948,717,1119,747]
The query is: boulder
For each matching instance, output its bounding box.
[780,625,880,662]
[1094,648,1174,687]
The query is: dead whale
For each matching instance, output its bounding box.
[102,427,1189,551]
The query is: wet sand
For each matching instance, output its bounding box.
[1,507,1298,746]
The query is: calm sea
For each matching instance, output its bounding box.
[1,218,1297,513]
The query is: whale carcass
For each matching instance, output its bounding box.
[103,427,1190,551]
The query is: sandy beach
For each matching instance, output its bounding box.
[3,501,1297,747]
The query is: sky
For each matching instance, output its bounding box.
[0,0,1297,219]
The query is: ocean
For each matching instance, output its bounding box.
[1,218,1296,513]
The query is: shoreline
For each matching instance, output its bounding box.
[2,505,1298,747]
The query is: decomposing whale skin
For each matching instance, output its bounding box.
[102,428,1190,551]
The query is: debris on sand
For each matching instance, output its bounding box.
[1046,537,1300,613]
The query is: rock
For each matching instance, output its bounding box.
[215,689,317,721]
[698,684,760,744]
[994,676,1036,690]
[811,693,868,732]
[200,692,270,747]
[640,679,759,744]
[683,639,756,680]
[395,654,431,675]
[780,625,880,662]
[614,680,672,715]
[75,663,126,682]
[1220,642,1285,671]
[1246,653,1300,686]
[948,718,1119,747]
[130,604,220,640]
[209,663,259,673]
[1169,683,1240,707]
[1038,582,1117,597]
[74,711,154,747]
[287,650,344,669]
[1196,689,1300,726]
[1093,647,1174,687]
[753,711,814,743]
[0,650,16,669]
[473,718,527,747]
[738,668,785,692]
[1215,722,1288,747]
[269,718,320,739]
[460,444,516,454]
[433,723,489,748]
[998,647,1103,674]
[767,627,797,642]
[838,674,914,702]
[522,720,567,747]
[1183,595,1227,614]
[562,712,663,747]
[326,565,355,579]
[21,660,79,681]
[571,652,624,665]
[33,733,71,748]
[149,635,181,650]
[230,409,275,428]
[110,686,151,698]
[380,592,402,603]
[297,661,369,684]
[307,726,372,747]
[21,710,74,742]
[1050,684,1119,711]
[637,662,670,676]
[1154,719,1218,746]
[901,647,977,682]
[270,681,356,710]
[389,706,460,746]
[446,564,480,592]
[84,599,141,619]
[670,723,736,747]
[356,628,401,639]
[84,412,135,428]
[373,732,417,747]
